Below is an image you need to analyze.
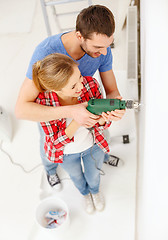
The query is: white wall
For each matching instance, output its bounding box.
[136,0,168,239]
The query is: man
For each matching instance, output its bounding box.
[15,5,125,190]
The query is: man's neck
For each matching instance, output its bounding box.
[61,31,85,60]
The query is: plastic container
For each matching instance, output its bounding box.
[35,196,70,236]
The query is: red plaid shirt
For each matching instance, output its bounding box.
[36,76,111,163]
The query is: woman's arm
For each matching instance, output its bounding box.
[65,120,80,139]
[40,119,80,150]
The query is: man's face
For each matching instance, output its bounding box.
[80,33,114,58]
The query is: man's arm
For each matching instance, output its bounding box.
[15,77,99,126]
[100,69,121,99]
[100,69,125,121]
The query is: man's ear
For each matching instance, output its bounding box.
[76,31,84,42]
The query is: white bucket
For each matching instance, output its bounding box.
[35,196,70,236]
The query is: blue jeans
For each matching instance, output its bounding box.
[61,144,105,195]
[38,123,109,176]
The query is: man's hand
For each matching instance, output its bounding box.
[71,102,99,128]
[102,109,126,122]
[106,94,126,121]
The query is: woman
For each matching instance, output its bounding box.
[33,53,112,214]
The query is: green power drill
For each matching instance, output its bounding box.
[87,99,140,115]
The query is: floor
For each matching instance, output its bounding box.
[0,1,137,239]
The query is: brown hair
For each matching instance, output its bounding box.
[32,53,78,92]
[76,5,115,39]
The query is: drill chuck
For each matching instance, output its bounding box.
[125,100,134,109]
[87,99,139,115]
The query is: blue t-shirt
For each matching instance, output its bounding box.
[26,32,113,80]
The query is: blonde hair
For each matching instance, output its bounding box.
[32,53,78,92]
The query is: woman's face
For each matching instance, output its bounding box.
[58,66,84,98]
